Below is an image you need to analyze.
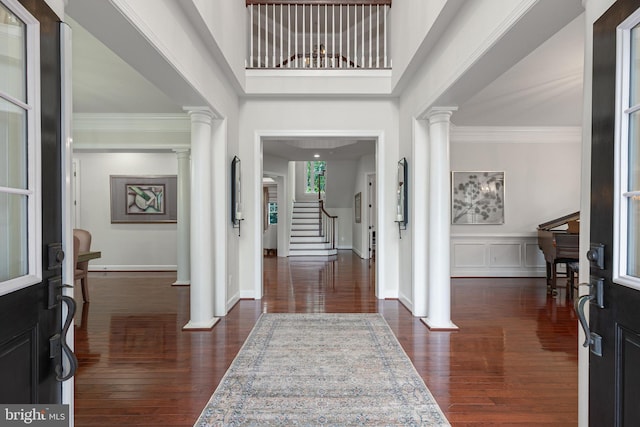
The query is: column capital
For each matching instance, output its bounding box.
[173,148,191,158]
[426,106,458,123]
[183,107,215,125]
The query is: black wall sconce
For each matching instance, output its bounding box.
[395,157,408,238]
[231,156,244,236]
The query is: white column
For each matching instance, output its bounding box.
[173,149,190,286]
[183,107,219,330]
[412,118,429,317]
[422,107,458,331]
[211,119,227,317]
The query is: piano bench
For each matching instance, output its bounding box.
[567,262,579,300]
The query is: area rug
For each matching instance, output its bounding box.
[194,313,450,426]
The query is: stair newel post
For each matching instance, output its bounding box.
[332,216,336,249]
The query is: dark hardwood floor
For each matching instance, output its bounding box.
[74,251,577,426]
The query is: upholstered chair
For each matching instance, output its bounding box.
[73,229,92,302]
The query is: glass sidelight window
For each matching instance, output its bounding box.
[0,0,41,294]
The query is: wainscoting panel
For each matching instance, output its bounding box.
[451,235,545,277]
[452,244,486,267]
[489,244,522,267]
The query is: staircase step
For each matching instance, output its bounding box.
[290,242,332,250]
[291,224,320,231]
[289,248,337,256]
[289,201,333,257]
[288,255,338,262]
[292,212,320,219]
[290,236,327,243]
[290,230,324,239]
[292,218,320,225]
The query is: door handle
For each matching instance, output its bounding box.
[56,295,78,381]
[574,283,604,357]
[574,293,594,347]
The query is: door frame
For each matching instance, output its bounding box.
[61,20,75,409]
[366,172,376,260]
[254,130,385,298]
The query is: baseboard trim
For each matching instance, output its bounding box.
[89,265,177,272]
[226,293,240,312]
[398,293,413,313]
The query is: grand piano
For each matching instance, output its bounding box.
[537,211,580,295]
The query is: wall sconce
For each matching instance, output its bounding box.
[231,156,244,236]
[395,157,408,238]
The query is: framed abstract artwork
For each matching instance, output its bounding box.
[451,171,504,225]
[110,175,177,223]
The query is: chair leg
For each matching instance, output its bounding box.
[81,277,90,303]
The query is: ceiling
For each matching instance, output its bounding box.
[66,6,585,160]
[262,138,376,161]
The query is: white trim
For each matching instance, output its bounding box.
[245,69,392,78]
[253,129,384,298]
[240,290,255,299]
[451,126,582,144]
[0,0,42,294]
[226,292,240,313]
[73,113,190,133]
[183,317,220,330]
[88,265,177,272]
[0,92,31,111]
[398,293,412,312]
[60,20,75,413]
[73,142,190,152]
[613,11,640,292]
[451,234,546,278]
[0,187,32,196]
[0,275,41,298]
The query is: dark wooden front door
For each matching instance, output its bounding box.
[590,0,640,425]
[0,0,66,404]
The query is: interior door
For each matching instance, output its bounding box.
[0,0,70,404]
[588,0,640,425]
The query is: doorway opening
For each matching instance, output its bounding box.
[259,132,380,299]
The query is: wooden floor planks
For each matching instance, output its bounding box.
[73,252,577,426]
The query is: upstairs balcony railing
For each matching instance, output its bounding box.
[246,1,391,69]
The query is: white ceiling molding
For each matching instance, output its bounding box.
[451,126,581,144]
[73,113,190,133]
[72,141,190,152]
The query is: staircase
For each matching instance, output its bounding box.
[289,201,337,257]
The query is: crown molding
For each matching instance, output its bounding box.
[451,126,582,144]
[73,113,190,133]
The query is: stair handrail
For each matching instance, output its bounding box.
[319,200,338,250]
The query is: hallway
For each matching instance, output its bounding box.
[74,252,577,426]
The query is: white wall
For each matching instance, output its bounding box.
[187,0,246,87]
[93,0,242,309]
[388,0,450,89]
[240,99,399,299]
[325,160,358,208]
[449,127,581,276]
[451,127,581,233]
[395,0,582,314]
[73,151,178,270]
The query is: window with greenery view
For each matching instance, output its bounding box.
[268,202,277,224]
[305,161,326,193]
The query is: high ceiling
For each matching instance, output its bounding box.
[66,6,585,160]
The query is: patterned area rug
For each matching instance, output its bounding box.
[194,313,450,426]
